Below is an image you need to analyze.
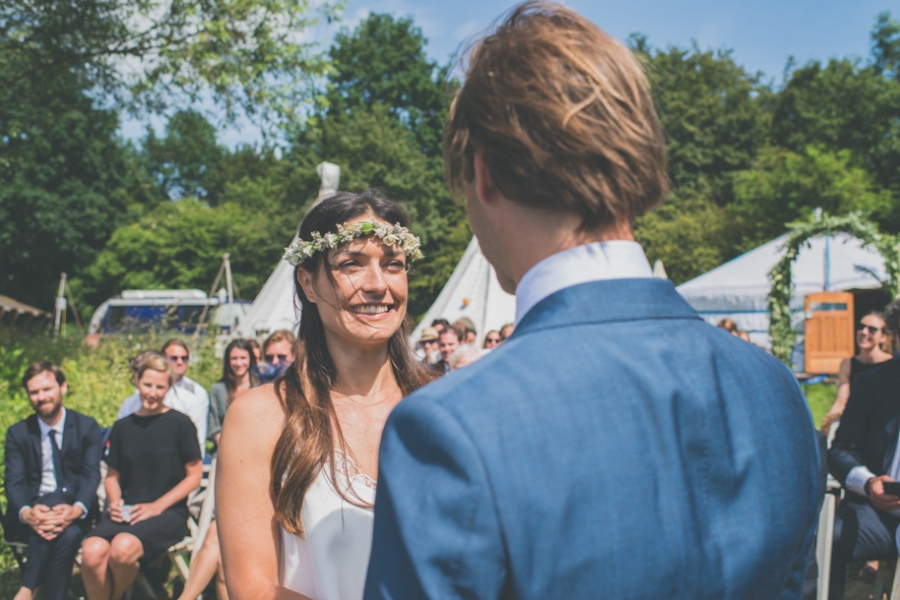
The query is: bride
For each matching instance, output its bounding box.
[216,190,437,599]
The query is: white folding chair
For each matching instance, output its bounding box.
[816,475,841,600]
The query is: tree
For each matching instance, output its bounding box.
[141,110,226,202]
[634,189,729,285]
[728,145,893,251]
[324,13,454,156]
[871,11,900,81]
[0,66,155,310]
[0,0,338,126]
[78,199,293,312]
[633,37,770,199]
[769,57,900,196]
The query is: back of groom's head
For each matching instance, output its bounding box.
[444,1,668,230]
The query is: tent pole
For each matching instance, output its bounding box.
[53,272,66,341]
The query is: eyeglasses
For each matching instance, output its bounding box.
[169,355,189,363]
[486,338,501,344]
[265,354,289,362]
[858,324,883,335]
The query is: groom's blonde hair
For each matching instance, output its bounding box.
[444,1,668,230]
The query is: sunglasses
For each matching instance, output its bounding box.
[858,324,883,334]
[265,353,289,362]
[169,355,189,363]
[486,338,501,343]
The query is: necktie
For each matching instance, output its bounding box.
[48,430,69,492]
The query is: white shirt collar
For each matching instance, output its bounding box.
[37,407,67,439]
[514,240,653,325]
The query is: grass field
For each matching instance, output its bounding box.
[0,328,838,596]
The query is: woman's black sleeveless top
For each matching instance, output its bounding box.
[850,357,885,385]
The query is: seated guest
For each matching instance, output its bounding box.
[716,317,739,335]
[828,299,900,600]
[483,330,502,350]
[431,318,450,335]
[417,327,441,363]
[253,329,297,383]
[499,322,514,341]
[117,350,207,457]
[5,362,102,600]
[822,311,891,434]
[161,339,210,443]
[180,339,257,600]
[435,325,462,374]
[81,353,202,600]
[453,317,478,345]
[248,338,262,363]
[449,344,483,370]
[208,338,258,454]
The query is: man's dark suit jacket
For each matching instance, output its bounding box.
[3,409,103,540]
[366,279,821,599]
[829,358,900,485]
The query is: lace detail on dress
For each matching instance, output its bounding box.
[333,450,377,491]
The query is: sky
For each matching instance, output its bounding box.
[121,0,890,148]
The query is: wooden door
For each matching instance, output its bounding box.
[804,291,854,374]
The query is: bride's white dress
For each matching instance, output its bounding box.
[280,452,377,600]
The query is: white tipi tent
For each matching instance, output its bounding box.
[236,162,340,338]
[410,237,516,344]
[676,233,887,350]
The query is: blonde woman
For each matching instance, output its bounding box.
[217,191,437,599]
[81,352,202,600]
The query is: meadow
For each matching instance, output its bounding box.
[0,328,836,595]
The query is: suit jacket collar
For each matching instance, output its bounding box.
[26,409,76,461]
[514,278,701,337]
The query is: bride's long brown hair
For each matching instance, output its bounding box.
[271,190,438,535]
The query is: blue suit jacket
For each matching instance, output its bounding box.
[365,279,820,599]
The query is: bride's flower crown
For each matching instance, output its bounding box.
[283,220,424,266]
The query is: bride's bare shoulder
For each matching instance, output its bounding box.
[222,383,285,441]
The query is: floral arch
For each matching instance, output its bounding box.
[766,212,900,364]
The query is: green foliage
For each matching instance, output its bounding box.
[0,0,340,127]
[0,63,156,310]
[78,198,296,312]
[730,145,894,251]
[770,56,900,198]
[325,13,454,156]
[872,12,900,81]
[141,110,227,202]
[634,37,770,196]
[635,189,729,285]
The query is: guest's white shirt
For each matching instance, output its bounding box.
[847,432,900,518]
[117,385,207,457]
[515,240,654,326]
[20,408,87,521]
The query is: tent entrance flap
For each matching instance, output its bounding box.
[804,291,854,375]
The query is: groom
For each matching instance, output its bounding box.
[365,2,820,598]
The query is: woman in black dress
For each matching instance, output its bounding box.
[81,352,202,600]
[821,310,892,433]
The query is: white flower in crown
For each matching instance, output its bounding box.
[283,219,424,266]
